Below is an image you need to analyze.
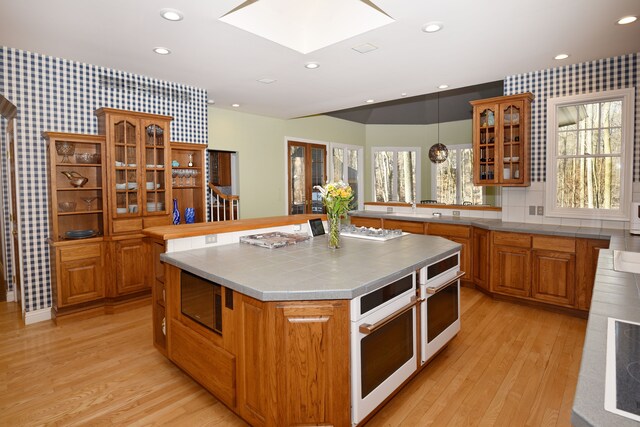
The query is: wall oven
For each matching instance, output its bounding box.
[419,252,463,364]
[351,271,419,425]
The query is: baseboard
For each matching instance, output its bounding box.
[6,290,15,302]
[24,307,53,325]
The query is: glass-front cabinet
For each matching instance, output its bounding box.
[95,108,173,233]
[471,93,533,186]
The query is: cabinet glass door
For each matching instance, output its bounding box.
[143,122,167,215]
[113,118,140,217]
[501,102,523,182]
[476,106,497,184]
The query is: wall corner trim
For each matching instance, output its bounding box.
[24,307,53,325]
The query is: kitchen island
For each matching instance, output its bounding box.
[148,217,460,426]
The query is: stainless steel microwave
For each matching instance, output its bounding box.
[180,270,223,334]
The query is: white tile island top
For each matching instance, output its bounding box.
[160,233,461,301]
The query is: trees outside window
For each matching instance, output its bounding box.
[432,145,483,205]
[372,148,420,203]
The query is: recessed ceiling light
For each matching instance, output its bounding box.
[257,78,277,84]
[305,62,320,69]
[422,21,443,33]
[153,47,171,55]
[366,99,375,103]
[232,103,240,108]
[554,53,569,60]
[438,84,449,89]
[617,15,637,25]
[160,8,183,21]
[207,99,215,105]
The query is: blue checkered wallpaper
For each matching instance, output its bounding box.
[0,46,208,313]
[504,52,639,182]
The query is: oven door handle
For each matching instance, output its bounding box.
[426,271,465,295]
[359,296,423,335]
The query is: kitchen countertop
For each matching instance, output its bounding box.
[160,233,460,302]
[349,210,620,239]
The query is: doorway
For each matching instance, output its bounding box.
[287,140,326,215]
[208,149,239,220]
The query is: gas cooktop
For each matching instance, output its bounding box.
[340,225,406,241]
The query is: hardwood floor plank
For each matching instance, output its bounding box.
[0,286,586,426]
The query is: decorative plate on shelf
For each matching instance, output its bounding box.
[64,229,97,239]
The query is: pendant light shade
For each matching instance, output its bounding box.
[429,92,448,164]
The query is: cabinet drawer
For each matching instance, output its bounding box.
[532,235,575,253]
[59,243,102,262]
[113,218,143,234]
[383,219,425,234]
[144,215,172,228]
[428,223,470,238]
[493,231,531,248]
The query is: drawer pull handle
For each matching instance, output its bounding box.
[426,271,465,294]
[359,296,423,335]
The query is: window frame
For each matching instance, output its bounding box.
[329,143,364,211]
[370,146,421,203]
[544,88,635,221]
[429,144,485,205]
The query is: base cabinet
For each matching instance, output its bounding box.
[491,243,532,297]
[113,238,148,295]
[427,224,472,284]
[575,238,609,310]
[53,242,105,307]
[531,249,575,306]
[350,216,382,229]
[472,227,490,290]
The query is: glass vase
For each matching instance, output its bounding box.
[172,198,180,225]
[327,211,341,249]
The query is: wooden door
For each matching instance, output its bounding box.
[473,103,498,185]
[115,238,147,295]
[288,141,326,215]
[472,227,490,290]
[491,245,531,297]
[531,249,575,306]
[273,301,350,426]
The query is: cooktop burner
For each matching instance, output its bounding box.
[606,318,640,421]
[340,225,405,241]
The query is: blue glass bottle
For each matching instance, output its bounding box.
[172,198,180,225]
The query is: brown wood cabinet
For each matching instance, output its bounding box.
[470,93,533,186]
[427,224,472,284]
[163,263,350,427]
[384,219,425,234]
[472,227,490,291]
[52,242,105,307]
[491,233,532,297]
[171,142,207,224]
[112,238,147,296]
[350,215,382,229]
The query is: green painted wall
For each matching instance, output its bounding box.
[209,108,365,219]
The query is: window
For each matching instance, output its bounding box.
[372,147,421,203]
[431,145,483,205]
[545,89,634,220]
[331,143,364,210]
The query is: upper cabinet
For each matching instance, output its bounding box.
[95,108,173,233]
[470,93,533,186]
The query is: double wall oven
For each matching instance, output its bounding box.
[350,252,462,425]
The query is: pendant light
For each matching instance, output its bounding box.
[429,91,448,163]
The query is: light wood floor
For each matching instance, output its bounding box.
[0,287,586,426]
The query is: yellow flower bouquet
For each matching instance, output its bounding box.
[314,181,354,248]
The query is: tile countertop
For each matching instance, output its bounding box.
[572,233,640,427]
[160,233,460,302]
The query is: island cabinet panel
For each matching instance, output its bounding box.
[383,219,425,234]
[273,301,350,427]
[349,216,382,229]
[472,227,490,291]
[531,249,575,306]
[575,238,609,311]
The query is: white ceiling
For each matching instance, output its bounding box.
[1,0,639,119]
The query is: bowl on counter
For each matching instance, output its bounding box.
[58,201,77,212]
